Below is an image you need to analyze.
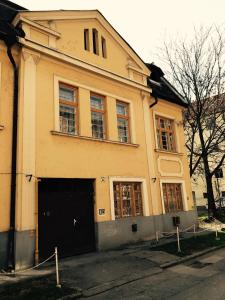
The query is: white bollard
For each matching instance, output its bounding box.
[176,226,181,253]
[216,226,220,241]
[156,231,159,243]
[55,247,61,288]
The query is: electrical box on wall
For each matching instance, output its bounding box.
[132,223,137,232]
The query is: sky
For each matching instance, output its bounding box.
[11,0,225,66]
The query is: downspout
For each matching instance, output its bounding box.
[7,45,18,271]
[149,96,158,108]
[0,20,25,270]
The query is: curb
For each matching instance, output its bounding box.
[160,243,225,269]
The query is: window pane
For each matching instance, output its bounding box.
[134,183,143,216]
[113,183,121,219]
[118,118,129,142]
[160,119,165,128]
[116,103,127,116]
[91,95,104,110]
[91,111,104,139]
[121,184,132,217]
[59,105,76,134]
[59,86,75,102]
[161,132,168,150]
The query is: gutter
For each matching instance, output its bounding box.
[0,20,25,270]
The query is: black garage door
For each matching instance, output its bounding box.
[38,179,96,259]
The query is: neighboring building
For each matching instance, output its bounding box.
[0,1,197,270]
[192,172,225,208]
[190,97,225,208]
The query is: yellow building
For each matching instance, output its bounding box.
[0,2,197,270]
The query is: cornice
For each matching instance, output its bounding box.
[13,16,61,38]
[19,38,152,93]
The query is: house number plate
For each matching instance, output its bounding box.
[99,208,105,215]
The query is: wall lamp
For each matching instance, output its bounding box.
[151,177,157,183]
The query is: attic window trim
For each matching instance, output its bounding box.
[101,36,107,58]
[84,28,90,51]
[92,28,99,55]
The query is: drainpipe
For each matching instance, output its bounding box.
[7,45,19,270]
[0,21,25,270]
[149,96,158,108]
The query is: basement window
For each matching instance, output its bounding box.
[92,29,99,55]
[84,29,90,51]
[101,36,107,58]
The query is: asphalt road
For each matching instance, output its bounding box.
[80,248,225,300]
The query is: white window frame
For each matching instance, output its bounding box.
[159,179,188,214]
[109,176,149,220]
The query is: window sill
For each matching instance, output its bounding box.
[51,131,139,147]
[155,149,184,156]
[0,125,4,131]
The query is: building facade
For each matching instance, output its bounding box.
[0,5,197,270]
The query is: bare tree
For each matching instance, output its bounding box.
[161,26,225,217]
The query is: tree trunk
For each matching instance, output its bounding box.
[202,156,217,217]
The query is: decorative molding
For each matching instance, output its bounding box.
[20,38,151,93]
[109,176,150,220]
[0,125,4,130]
[22,49,41,64]
[154,149,184,156]
[13,15,61,38]
[157,156,183,177]
[54,75,137,103]
[51,131,139,147]
[159,179,188,214]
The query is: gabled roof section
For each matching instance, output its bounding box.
[146,63,188,108]
[13,9,150,76]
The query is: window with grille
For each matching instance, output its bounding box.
[162,183,183,213]
[91,93,106,139]
[59,83,78,135]
[113,182,143,219]
[156,116,175,151]
[116,101,130,143]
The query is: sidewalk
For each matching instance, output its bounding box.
[0,228,224,299]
